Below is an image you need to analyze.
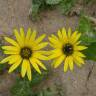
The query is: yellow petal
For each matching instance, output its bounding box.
[4,51,19,55]
[48,36,58,44]
[33,58,47,70]
[14,29,24,47]
[64,57,69,72]
[54,55,65,68]
[30,30,36,42]
[62,28,68,43]
[9,55,21,64]
[71,32,81,44]
[68,56,74,71]
[48,49,63,59]
[30,58,41,74]
[33,52,48,60]
[58,30,63,40]
[21,59,28,77]
[35,51,49,55]
[74,46,87,51]
[8,58,22,73]
[4,37,19,48]
[25,28,31,43]
[49,42,62,49]
[51,34,58,41]
[73,54,85,64]
[0,56,12,64]
[27,62,32,81]
[2,46,19,51]
[68,28,72,38]
[62,28,67,38]
[20,27,25,42]
[48,41,62,48]
[33,42,48,50]
[74,59,82,67]
[75,41,81,45]
[35,34,46,44]
[74,51,86,58]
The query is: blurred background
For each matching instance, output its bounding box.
[0,0,96,96]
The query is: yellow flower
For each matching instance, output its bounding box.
[1,27,48,81]
[48,28,87,72]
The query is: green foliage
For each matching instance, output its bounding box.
[83,42,96,61]
[30,0,77,20]
[34,88,55,96]
[59,0,76,15]
[31,71,48,86]
[78,15,96,61]
[10,71,49,96]
[78,15,96,45]
[29,0,53,20]
[10,78,33,96]
[46,0,62,4]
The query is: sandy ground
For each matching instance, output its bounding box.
[0,0,96,96]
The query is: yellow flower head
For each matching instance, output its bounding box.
[48,28,87,72]
[1,27,48,80]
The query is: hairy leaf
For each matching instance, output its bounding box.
[59,0,76,15]
[78,15,96,44]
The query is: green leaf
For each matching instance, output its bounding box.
[29,3,40,20]
[35,87,55,96]
[10,70,49,96]
[78,15,96,44]
[31,70,48,86]
[10,79,33,96]
[46,0,62,5]
[59,0,76,15]
[83,42,96,61]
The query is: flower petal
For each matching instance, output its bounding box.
[20,27,25,42]
[8,58,22,73]
[64,57,69,72]
[58,30,63,40]
[21,59,28,78]
[48,36,62,48]
[33,52,48,60]
[14,29,24,47]
[35,34,46,44]
[74,51,86,58]
[2,46,19,51]
[4,37,19,47]
[48,49,63,59]
[33,42,48,50]
[32,58,47,70]
[30,30,36,42]
[74,46,87,51]
[27,62,32,81]
[9,55,21,64]
[68,56,74,71]
[71,32,81,44]
[73,54,85,65]
[0,56,12,64]
[4,51,19,55]
[68,28,72,38]
[30,58,41,74]
[53,55,65,68]
[25,28,31,45]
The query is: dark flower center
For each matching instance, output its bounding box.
[20,47,32,59]
[63,43,73,56]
